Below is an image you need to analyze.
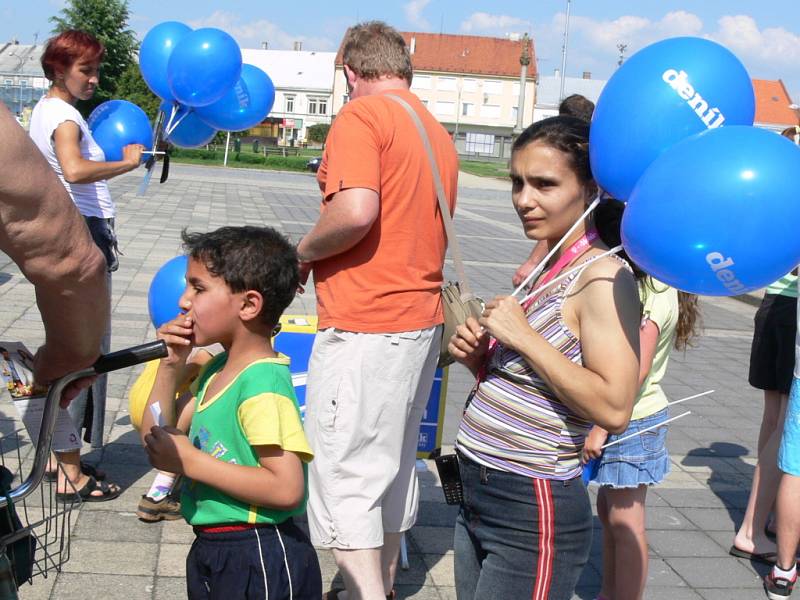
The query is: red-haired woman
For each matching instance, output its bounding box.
[29,29,143,502]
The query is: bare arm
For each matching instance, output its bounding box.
[53,121,142,184]
[481,260,641,433]
[296,187,379,262]
[582,316,659,460]
[0,105,108,382]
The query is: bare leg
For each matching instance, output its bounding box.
[381,532,403,596]
[734,392,787,554]
[603,485,649,600]
[596,486,616,599]
[775,473,800,570]
[333,548,386,600]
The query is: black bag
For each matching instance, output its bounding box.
[0,466,35,587]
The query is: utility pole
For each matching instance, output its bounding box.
[559,0,571,102]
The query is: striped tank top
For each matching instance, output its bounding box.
[456,259,622,480]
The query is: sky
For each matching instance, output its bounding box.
[3,1,800,103]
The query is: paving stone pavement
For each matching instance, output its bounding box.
[0,164,773,599]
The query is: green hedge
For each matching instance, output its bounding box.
[168,147,310,172]
[169,148,219,160]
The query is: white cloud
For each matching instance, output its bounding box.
[460,12,530,34]
[710,15,800,67]
[404,0,432,31]
[187,10,335,51]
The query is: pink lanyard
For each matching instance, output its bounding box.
[520,228,599,311]
[479,228,599,380]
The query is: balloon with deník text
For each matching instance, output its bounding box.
[148,255,188,329]
[167,28,242,107]
[590,37,755,201]
[621,126,800,296]
[139,21,193,101]
[160,101,217,148]
[195,64,275,131]
[87,100,152,162]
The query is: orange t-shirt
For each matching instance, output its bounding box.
[314,88,458,333]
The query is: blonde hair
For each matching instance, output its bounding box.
[342,21,413,85]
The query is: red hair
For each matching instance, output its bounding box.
[41,30,105,81]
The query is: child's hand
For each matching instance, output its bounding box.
[581,426,608,464]
[144,425,194,474]
[157,314,194,368]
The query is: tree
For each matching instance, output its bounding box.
[306,123,330,144]
[50,0,138,117]
[116,62,160,119]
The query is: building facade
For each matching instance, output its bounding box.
[0,42,47,127]
[532,71,606,123]
[241,47,335,146]
[332,31,537,161]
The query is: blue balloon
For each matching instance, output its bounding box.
[167,28,242,107]
[148,255,188,329]
[622,126,800,296]
[591,37,755,201]
[139,21,192,101]
[195,64,275,131]
[582,457,600,485]
[87,100,152,162]
[161,101,217,148]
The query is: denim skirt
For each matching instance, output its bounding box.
[593,408,671,488]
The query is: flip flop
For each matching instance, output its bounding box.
[729,545,777,565]
[325,589,396,600]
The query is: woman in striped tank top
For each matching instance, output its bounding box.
[448,116,643,600]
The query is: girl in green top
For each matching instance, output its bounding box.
[583,278,700,600]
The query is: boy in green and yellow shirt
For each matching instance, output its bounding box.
[141,226,321,599]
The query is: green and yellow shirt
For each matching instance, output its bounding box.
[181,352,313,526]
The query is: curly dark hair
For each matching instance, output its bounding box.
[181,226,298,328]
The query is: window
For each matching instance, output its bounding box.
[19,80,27,87]
[421,99,429,107]
[437,77,456,91]
[511,106,519,121]
[3,79,11,86]
[461,102,475,117]
[412,75,431,90]
[481,104,501,118]
[463,78,477,93]
[483,80,502,95]
[342,94,350,105]
[435,101,455,116]
[308,97,328,115]
[285,95,295,113]
[512,82,520,96]
[465,132,495,154]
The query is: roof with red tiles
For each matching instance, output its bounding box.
[335,30,536,80]
[753,79,797,125]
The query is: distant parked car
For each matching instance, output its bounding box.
[306,156,322,173]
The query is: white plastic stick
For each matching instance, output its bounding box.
[667,390,714,407]
[511,195,601,298]
[601,411,691,449]
[520,245,623,305]
[142,150,166,155]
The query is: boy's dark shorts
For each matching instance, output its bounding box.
[186,518,321,599]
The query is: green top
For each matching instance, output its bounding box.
[631,278,679,421]
[766,273,798,298]
[181,352,313,526]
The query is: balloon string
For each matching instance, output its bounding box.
[163,104,177,136]
[166,109,190,136]
[520,245,623,305]
[511,195,602,298]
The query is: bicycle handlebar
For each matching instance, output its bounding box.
[0,340,168,507]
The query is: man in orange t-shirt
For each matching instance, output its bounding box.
[297,21,458,600]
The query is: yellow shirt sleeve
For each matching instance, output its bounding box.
[237,393,314,463]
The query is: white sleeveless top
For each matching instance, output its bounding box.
[29,96,115,218]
